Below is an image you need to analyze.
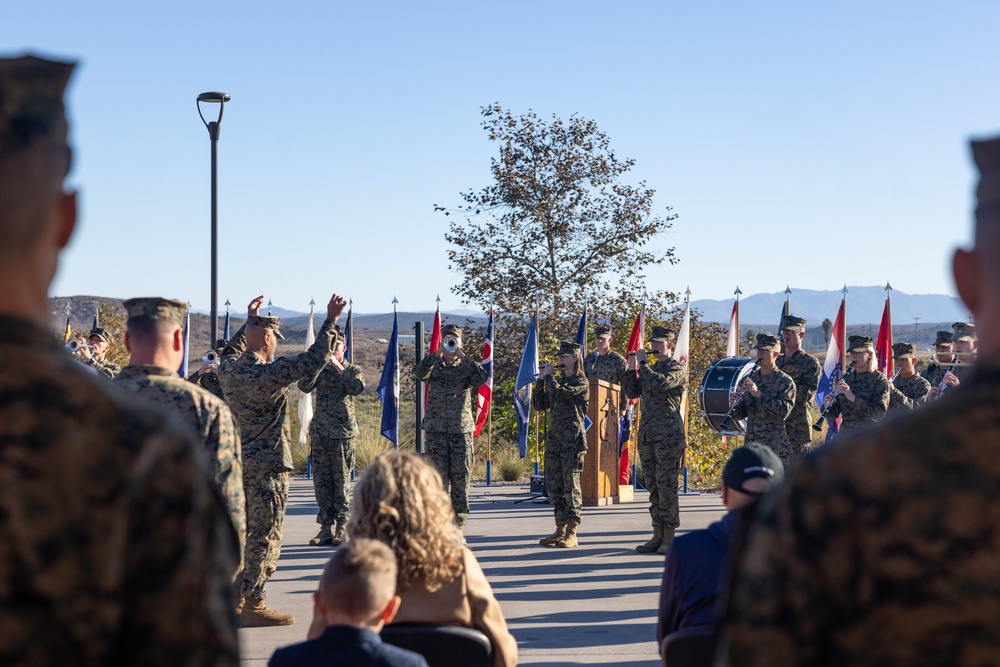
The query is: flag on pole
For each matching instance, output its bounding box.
[92,308,99,331]
[816,298,847,439]
[223,299,232,341]
[725,300,740,357]
[673,296,691,426]
[474,307,494,437]
[425,299,442,409]
[875,285,893,378]
[377,304,400,447]
[619,299,646,483]
[344,301,354,363]
[298,306,316,446]
[780,285,791,332]
[575,304,587,358]
[515,310,539,458]
[178,303,191,378]
[63,308,72,343]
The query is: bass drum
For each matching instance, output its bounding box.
[700,356,756,436]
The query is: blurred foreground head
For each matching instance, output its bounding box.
[0,54,77,325]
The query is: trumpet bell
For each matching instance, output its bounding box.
[443,337,459,352]
[203,350,219,365]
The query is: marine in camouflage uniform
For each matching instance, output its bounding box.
[187,338,227,401]
[218,296,341,626]
[82,327,122,379]
[731,334,796,465]
[622,325,687,555]
[298,327,365,546]
[824,336,890,438]
[776,315,822,454]
[922,330,954,389]
[413,324,489,525]
[0,55,238,665]
[721,135,1000,667]
[114,298,246,558]
[583,325,628,409]
[886,342,931,414]
[534,340,589,548]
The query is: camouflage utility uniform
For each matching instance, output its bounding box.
[115,365,246,554]
[721,360,1000,667]
[775,349,822,454]
[731,368,796,464]
[825,369,890,438]
[188,368,226,401]
[887,373,931,414]
[413,354,488,524]
[584,350,628,409]
[0,315,239,665]
[86,357,121,379]
[623,358,687,529]
[533,373,589,526]
[298,359,365,533]
[219,320,334,603]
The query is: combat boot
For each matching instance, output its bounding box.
[240,598,295,627]
[635,525,664,553]
[309,525,332,546]
[539,523,567,547]
[656,527,676,555]
[556,523,579,548]
[331,521,347,546]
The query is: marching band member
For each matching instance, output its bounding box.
[77,326,121,378]
[776,315,822,456]
[824,335,890,437]
[922,330,954,388]
[729,333,796,466]
[928,322,977,400]
[887,342,930,413]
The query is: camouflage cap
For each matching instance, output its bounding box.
[442,324,462,338]
[934,330,953,346]
[557,339,581,356]
[247,314,285,339]
[892,342,916,358]
[648,325,676,343]
[213,338,228,351]
[594,325,612,339]
[88,327,112,346]
[0,55,75,163]
[971,135,1000,220]
[122,297,187,325]
[722,442,784,498]
[952,321,976,341]
[780,315,807,333]
[847,335,874,352]
[753,333,781,350]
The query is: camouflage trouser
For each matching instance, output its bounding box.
[786,406,814,456]
[545,449,586,526]
[238,462,288,601]
[425,432,472,524]
[312,438,354,526]
[637,432,684,529]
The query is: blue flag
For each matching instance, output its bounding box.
[345,308,354,363]
[223,309,231,341]
[575,305,587,358]
[377,310,399,447]
[515,312,539,457]
[92,308,99,331]
[178,305,190,378]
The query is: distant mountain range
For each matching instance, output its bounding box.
[690,286,968,327]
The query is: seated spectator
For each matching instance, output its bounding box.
[345,452,518,667]
[656,442,784,645]
[272,539,428,667]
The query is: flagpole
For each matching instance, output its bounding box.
[680,287,697,496]
[306,298,315,481]
[885,282,893,379]
[841,285,849,372]
[533,303,540,477]
[485,302,494,487]
[734,286,741,356]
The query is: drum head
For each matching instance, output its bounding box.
[699,356,756,435]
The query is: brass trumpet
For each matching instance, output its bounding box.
[203,350,219,365]
[66,339,93,354]
[443,337,460,352]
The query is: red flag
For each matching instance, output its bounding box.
[875,296,893,378]
[620,302,645,484]
[474,308,493,437]
[423,304,442,409]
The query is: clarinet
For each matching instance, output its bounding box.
[935,354,961,399]
[813,361,857,431]
[720,361,761,430]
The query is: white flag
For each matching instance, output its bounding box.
[673,299,691,425]
[725,301,739,357]
[297,310,316,446]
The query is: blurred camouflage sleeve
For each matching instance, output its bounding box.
[638,360,686,393]
[208,403,246,555]
[759,374,795,420]
[464,357,489,388]
[413,354,437,382]
[269,318,334,386]
[621,369,641,399]
[342,365,365,395]
[532,378,551,411]
[220,324,247,365]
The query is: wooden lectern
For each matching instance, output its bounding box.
[582,378,622,507]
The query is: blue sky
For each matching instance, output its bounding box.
[8,2,998,315]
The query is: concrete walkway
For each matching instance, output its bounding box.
[239,478,726,666]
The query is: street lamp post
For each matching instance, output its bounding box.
[197,91,231,346]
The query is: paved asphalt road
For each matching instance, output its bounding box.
[239,478,726,666]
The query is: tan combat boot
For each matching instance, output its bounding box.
[657,527,676,555]
[539,523,567,547]
[556,523,579,548]
[635,525,664,553]
[309,525,332,546]
[331,521,347,546]
[240,598,295,627]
